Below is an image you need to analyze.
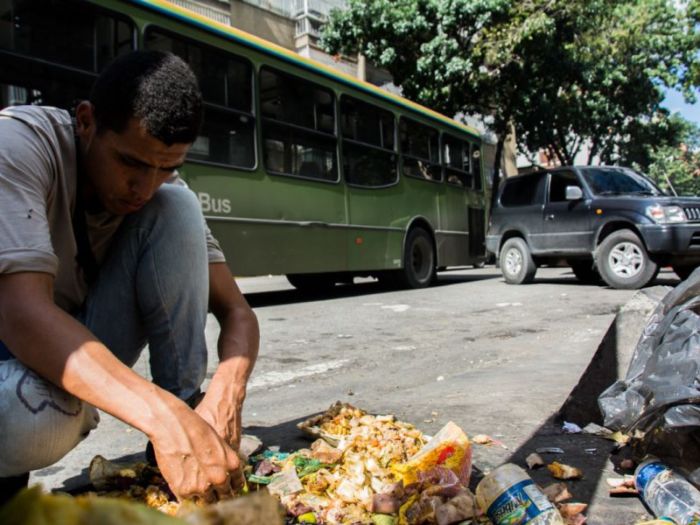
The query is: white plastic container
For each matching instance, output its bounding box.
[635,458,700,525]
[475,463,564,525]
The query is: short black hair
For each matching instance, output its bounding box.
[89,50,202,145]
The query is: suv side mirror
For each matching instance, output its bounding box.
[566,186,583,200]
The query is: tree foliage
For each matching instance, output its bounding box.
[643,118,700,196]
[322,0,699,180]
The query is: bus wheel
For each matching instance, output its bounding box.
[397,228,436,288]
[286,273,337,292]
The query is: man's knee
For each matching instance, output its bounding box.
[0,360,99,476]
[135,184,205,238]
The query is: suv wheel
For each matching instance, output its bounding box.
[500,238,537,284]
[597,230,658,289]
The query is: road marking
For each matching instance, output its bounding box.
[248,359,349,389]
[382,304,411,312]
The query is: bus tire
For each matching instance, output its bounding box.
[596,229,658,289]
[396,228,436,289]
[286,273,337,292]
[499,237,536,284]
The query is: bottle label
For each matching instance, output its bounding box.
[636,461,667,493]
[487,479,554,525]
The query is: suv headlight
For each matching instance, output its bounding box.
[646,204,687,223]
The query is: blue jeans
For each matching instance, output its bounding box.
[0,184,210,475]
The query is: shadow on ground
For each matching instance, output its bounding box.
[246,271,499,308]
[531,269,680,289]
[500,316,647,523]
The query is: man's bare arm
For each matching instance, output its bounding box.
[0,271,240,501]
[194,262,259,449]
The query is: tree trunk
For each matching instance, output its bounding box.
[490,136,505,211]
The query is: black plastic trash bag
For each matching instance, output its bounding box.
[599,269,700,434]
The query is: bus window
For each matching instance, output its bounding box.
[145,29,255,169]
[260,67,337,181]
[443,134,471,187]
[340,95,396,187]
[0,0,134,109]
[1,0,132,72]
[400,118,441,182]
[471,144,483,191]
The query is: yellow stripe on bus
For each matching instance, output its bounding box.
[129,0,479,138]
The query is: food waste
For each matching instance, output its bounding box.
[0,402,598,525]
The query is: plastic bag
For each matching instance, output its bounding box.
[598,269,700,434]
[393,421,472,488]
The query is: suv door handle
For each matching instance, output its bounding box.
[545,214,555,221]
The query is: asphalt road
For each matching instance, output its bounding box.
[30,266,683,524]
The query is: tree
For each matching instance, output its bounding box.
[643,118,700,196]
[321,0,699,189]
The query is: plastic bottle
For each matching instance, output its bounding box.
[635,458,700,525]
[475,463,564,525]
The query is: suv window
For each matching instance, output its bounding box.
[580,167,663,196]
[501,173,546,206]
[549,171,582,202]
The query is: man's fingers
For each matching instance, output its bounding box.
[230,468,246,492]
[213,483,234,501]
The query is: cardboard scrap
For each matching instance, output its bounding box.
[547,461,583,480]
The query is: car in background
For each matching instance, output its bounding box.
[486,166,700,289]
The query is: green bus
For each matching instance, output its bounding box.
[0,0,489,289]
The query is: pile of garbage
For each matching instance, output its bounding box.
[249,402,476,524]
[6,398,699,524]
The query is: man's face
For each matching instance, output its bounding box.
[75,102,190,215]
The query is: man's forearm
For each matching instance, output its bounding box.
[208,263,259,390]
[0,280,188,442]
[1,292,244,500]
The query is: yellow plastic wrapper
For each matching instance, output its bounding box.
[0,486,184,525]
[393,421,472,488]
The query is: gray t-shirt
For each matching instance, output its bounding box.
[0,105,225,314]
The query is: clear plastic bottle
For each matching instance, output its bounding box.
[635,458,700,525]
[475,463,564,525]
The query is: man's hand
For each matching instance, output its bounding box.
[194,385,243,450]
[150,403,244,502]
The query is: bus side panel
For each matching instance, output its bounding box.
[348,177,441,270]
[345,185,405,272]
[180,166,348,276]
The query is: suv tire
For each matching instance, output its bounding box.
[597,230,658,289]
[672,264,697,281]
[500,238,537,284]
[568,259,601,284]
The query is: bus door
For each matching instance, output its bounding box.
[341,97,404,271]
[440,135,472,266]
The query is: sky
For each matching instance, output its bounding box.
[663,88,700,126]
